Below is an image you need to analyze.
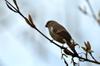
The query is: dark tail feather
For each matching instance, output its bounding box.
[66,41,79,57]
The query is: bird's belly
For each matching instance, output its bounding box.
[50,32,65,44]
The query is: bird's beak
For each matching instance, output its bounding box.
[45,23,48,27]
[45,24,47,27]
[45,21,51,27]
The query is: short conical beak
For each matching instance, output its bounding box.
[45,24,48,27]
[45,22,49,27]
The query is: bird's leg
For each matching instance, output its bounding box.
[71,39,80,48]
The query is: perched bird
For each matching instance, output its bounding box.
[45,20,72,44]
[45,20,78,56]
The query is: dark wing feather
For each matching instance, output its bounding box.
[56,30,72,42]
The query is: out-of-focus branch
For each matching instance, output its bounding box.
[5,0,100,66]
[86,0,97,20]
[86,0,100,24]
[79,0,100,24]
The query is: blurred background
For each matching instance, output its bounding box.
[0,0,100,66]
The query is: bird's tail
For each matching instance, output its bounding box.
[65,40,79,57]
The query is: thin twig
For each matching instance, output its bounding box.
[89,52,97,62]
[78,56,100,64]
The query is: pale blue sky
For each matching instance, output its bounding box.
[0,0,100,66]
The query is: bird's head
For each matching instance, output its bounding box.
[45,20,57,27]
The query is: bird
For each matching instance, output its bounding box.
[45,20,72,44]
[45,20,78,56]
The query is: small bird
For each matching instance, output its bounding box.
[45,20,78,56]
[45,20,72,44]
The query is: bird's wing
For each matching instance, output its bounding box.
[56,30,72,42]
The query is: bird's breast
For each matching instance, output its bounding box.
[49,27,65,44]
